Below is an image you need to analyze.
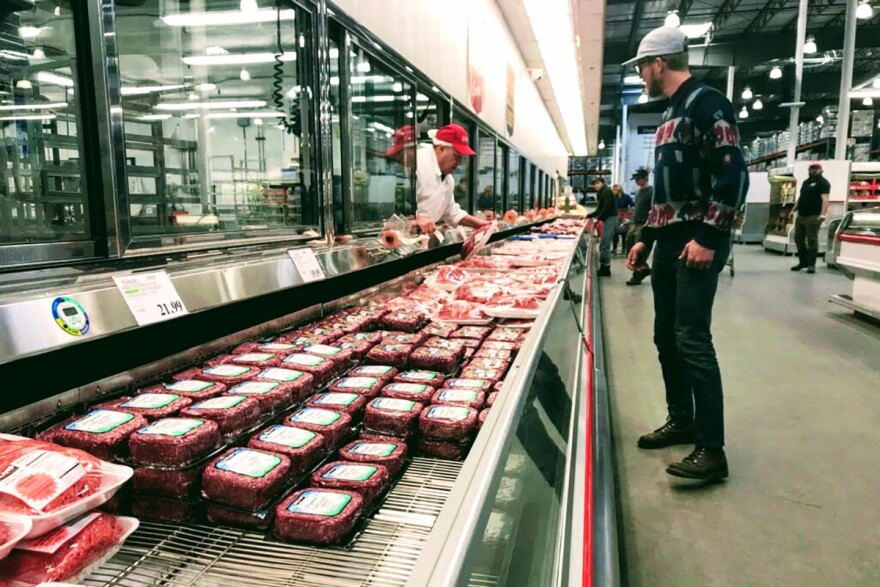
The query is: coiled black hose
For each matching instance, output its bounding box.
[272,0,294,134]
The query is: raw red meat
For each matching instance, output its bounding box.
[490,295,542,311]
[178,396,261,437]
[338,440,408,476]
[418,405,478,441]
[461,222,497,259]
[441,378,494,393]
[98,394,192,422]
[347,365,398,385]
[48,410,148,461]
[328,376,384,399]
[474,348,513,361]
[488,328,527,343]
[284,409,353,448]
[493,380,504,392]
[279,353,338,386]
[274,489,363,544]
[251,368,315,403]
[466,358,510,374]
[459,367,507,384]
[435,301,487,322]
[394,370,446,387]
[132,465,201,499]
[338,332,383,346]
[206,503,271,531]
[364,398,423,436]
[129,417,220,467]
[431,265,471,289]
[406,284,450,305]
[204,352,282,368]
[247,425,326,474]
[380,311,427,333]
[175,365,259,386]
[422,322,459,338]
[137,380,227,402]
[310,461,390,507]
[301,344,356,367]
[451,326,492,340]
[453,282,505,305]
[486,392,498,407]
[417,438,469,460]
[131,495,194,523]
[295,326,344,345]
[232,341,298,355]
[383,331,429,346]
[224,380,293,416]
[450,337,482,350]
[481,340,521,353]
[334,339,373,360]
[431,388,486,410]
[423,337,466,354]
[381,382,435,404]
[457,256,515,270]
[275,334,321,351]
[305,392,367,417]
[409,347,462,374]
[202,448,291,510]
[478,409,491,429]
[365,343,414,368]
[0,513,126,584]
[463,347,476,360]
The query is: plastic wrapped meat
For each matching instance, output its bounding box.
[284,408,353,448]
[279,353,338,386]
[442,378,494,393]
[225,380,295,416]
[339,331,383,346]
[489,328,528,342]
[406,284,450,305]
[206,503,272,531]
[275,334,321,351]
[274,489,363,544]
[417,438,469,460]
[457,256,515,270]
[338,440,408,476]
[461,221,498,259]
[232,341,298,355]
[304,392,367,417]
[459,367,507,385]
[45,410,148,461]
[204,352,282,369]
[132,465,201,499]
[129,417,220,467]
[98,394,192,422]
[490,295,543,312]
[247,425,326,473]
[409,346,462,374]
[381,382,436,404]
[175,365,259,386]
[347,365,398,385]
[432,388,486,410]
[481,340,521,353]
[466,358,510,375]
[478,408,491,429]
[486,392,498,407]
[178,396,261,437]
[474,348,513,361]
[295,326,344,345]
[251,368,315,403]
[430,265,472,290]
[302,344,356,368]
[423,337,467,354]
[335,339,374,360]
[450,337,482,350]
[379,310,428,333]
[365,344,414,368]
[422,322,459,338]
[394,370,446,387]
[418,405,478,441]
[383,331,429,346]
[328,376,384,398]
[310,461,391,507]
[451,326,493,341]
[453,281,505,305]
[137,380,227,402]
[202,447,291,510]
[363,398,423,436]
[434,301,487,323]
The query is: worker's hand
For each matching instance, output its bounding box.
[414,215,436,234]
[819,215,827,223]
[627,242,650,271]
[679,240,715,270]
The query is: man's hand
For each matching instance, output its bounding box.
[627,242,650,271]
[415,215,437,234]
[679,240,715,270]
[460,214,489,229]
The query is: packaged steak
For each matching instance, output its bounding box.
[225,380,295,416]
[423,322,459,338]
[486,392,498,407]
[417,438,470,460]
[423,337,467,354]
[364,398,423,436]
[453,281,505,305]
[279,353,338,386]
[179,396,261,438]
[452,326,492,341]
[381,382,435,404]
[202,448,291,511]
[432,388,486,410]
[340,331,383,346]
[305,392,367,417]
[302,344,356,368]
[204,352,282,369]
[276,334,321,351]
[365,344,414,368]
[328,376,384,399]
[383,331,429,346]
[98,393,192,422]
[481,340,520,353]
[47,410,148,461]
[409,347,461,374]
[335,339,373,360]
[319,320,355,337]
[347,365,398,385]
[450,337,482,350]
[247,425,326,473]
[252,368,315,402]
[463,347,476,360]
[442,378,494,393]
[128,417,220,467]
[175,364,259,386]
[310,461,391,507]
[131,495,194,523]
[419,405,478,441]
[466,358,510,374]
[232,341,298,355]
[394,370,445,387]
[460,367,506,384]
[486,329,526,343]
[474,348,513,361]
[478,409,491,429]
[295,326,344,345]
[338,440,408,476]
[285,408,353,448]
[132,465,201,499]
[0,513,134,584]
[137,380,227,402]
[274,489,363,544]
[379,310,427,333]
[206,503,272,531]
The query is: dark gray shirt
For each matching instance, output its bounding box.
[633,185,653,224]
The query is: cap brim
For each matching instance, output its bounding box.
[622,55,640,68]
[453,144,476,156]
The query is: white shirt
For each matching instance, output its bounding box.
[416,144,468,226]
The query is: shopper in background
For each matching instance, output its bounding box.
[587,177,618,276]
[413,124,489,234]
[613,184,634,255]
[791,163,830,274]
[624,26,748,482]
[626,168,653,286]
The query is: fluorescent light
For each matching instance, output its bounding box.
[121,84,188,96]
[769,66,782,79]
[19,27,43,39]
[598,139,606,149]
[752,98,763,110]
[356,61,371,73]
[32,48,46,60]
[638,92,648,104]
[15,80,32,89]
[329,48,339,59]
[739,105,749,119]
[240,68,251,81]
[816,115,824,124]
[679,23,712,38]
[664,11,680,27]
[188,93,200,101]
[393,82,403,92]
[198,83,217,92]
[856,0,873,19]
[804,37,817,54]
[741,86,753,100]
[240,0,259,11]
[162,9,295,27]
[37,72,74,87]
[156,99,267,111]
[873,79,880,89]
[254,118,264,125]
[0,114,56,121]
[205,46,229,56]
[55,6,61,16]
[184,113,201,119]
[207,110,283,119]
[623,75,643,85]
[0,102,67,112]
[139,114,172,121]
[431,85,440,93]
[373,95,394,102]
[849,89,880,98]
[183,52,295,66]
[863,97,874,106]
[330,76,339,86]
[287,85,301,98]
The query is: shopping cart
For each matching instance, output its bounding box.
[726,211,745,277]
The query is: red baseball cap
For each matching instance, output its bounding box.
[809,163,823,170]
[385,125,417,157]
[429,124,476,156]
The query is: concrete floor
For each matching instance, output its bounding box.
[601,245,880,587]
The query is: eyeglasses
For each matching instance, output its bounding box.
[634,57,661,74]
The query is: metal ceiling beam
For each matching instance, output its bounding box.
[783,0,835,31]
[709,0,746,39]
[742,0,790,36]
[678,0,698,21]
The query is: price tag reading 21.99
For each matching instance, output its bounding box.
[288,249,326,283]
[113,271,189,326]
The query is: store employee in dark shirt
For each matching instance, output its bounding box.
[626,168,654,285]
[586,177,618,276]
[625,26,748,482]
[791,163,830,274]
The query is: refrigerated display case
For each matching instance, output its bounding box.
[829,208,880,320]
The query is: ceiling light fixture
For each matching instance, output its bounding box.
[392,82,403,92]
[739,105,749,119]
[863,96,873,106]
[121,84,188,96]
[36,72,74,87]
[638,92,648,104]
[240,0,259,11]
[678,23,713,38]
[356,61,371,73]
[0,114,56,121]
[329,48,339,59]
[198,83,217,92]
[254,118,264,125]
[139,114,173,121]
[18,27,43,39]
[239,68,251,81]
[206,111,284,119]
[54,7,61,16]
[0,102,67,112]
[598,139,606,149]
[32,48,46,60]
[856,0,874,19]
[15,80,32,90]
[162,9,295,27]
[804,37,817,54]
[741,86,753,100]
[664,11,681,27]
[156,99,267,111]
[873,78,880,89]
[623,75,643,85]
[182,52,295,66]
[752,98,763,110]
[769,66,782,79]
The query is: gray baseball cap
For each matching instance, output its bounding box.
[623,27,688,67]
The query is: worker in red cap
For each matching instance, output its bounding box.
[413,124,489,233]
[791,162,830,273]
[385,125,417,171]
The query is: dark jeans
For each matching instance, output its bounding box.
[651,235,730,448]
[794,215,821,253]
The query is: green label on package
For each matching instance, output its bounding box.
[385,383,427,394]
[258,425,316,448]
[314,393,358,407]
[139,418,204,437]
[349,442,397,457]
[65,410,134,434]
[121,393,179,409]
[287,490,351,516]
[259,368,304,382]
[203,365,250,377]
[229,381,280,396]
[290,408,341,426]
[427,406,470,421]
[322,464,378,482]
[438,389,479,403]
[192,395,247,410]
[371,398,415,412]
[305,344,342,356]
[235,352,276,363]
[284,353,324,367]
[215,448,281,478]
[399,371,437,381]
[336,377,378,390]
[166,380,213,393]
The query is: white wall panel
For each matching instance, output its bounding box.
[331,0,569,179]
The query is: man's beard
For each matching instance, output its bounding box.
[646,77,663,98]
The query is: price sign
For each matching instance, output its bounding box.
[288,248,326,283]
[113,271,188,326]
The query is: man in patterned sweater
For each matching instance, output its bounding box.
[625,27,749,481]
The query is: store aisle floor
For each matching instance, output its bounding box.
[601,245,880,587]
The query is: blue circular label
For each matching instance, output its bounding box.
[51,296,90,337]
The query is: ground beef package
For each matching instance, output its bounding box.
[394,370,446,387]
[381,382,436,404]
[310,461,391,507]
[417,438,469,460]
[462,347,477,360]
[225,380,297,416]
[202,448,292,511]
[347,365,398,386]
[379,310,427,333]
[178,396,261,438]
[339,331,383,346]
[478,408,491,429]
[274,489,363,544]
[450,337,482,350]
[442,378,494,393]
[131,495,194,523]
[474,348,514,361]
[480,340,521,353]
[486,392,498,407]
[275,334,321,351]
[409,347,462,374]
[0,513,131,584]
[248,425,326,474]
[284,408,353,448]
[132,465,201,499]
[422,322,459,339]
[47,410,148,461]
[206,503,272,531]
[418,405,478,441]
[295,326,345,345]
[365,344,414,368]
[304,392,367,417]
[128,417,220,467]
[137,380,227,402]
[431,388,486,410]
[493,380,504,392]
[328,376,384,399]
[423,336,466,353]
[279,353,338,386]
[175,365,260,386]
[251,368,315,403]
[338,440,408,476]
[383,331,429,346]
[363,398,423,436]
[302,344,356,369]
[334,339,373,360]
[98,394,192,422]
[451,326,493,341]
[486,329,526,344]
[465,358,510,375]
[204,352,282,369]
[232,341,298,355]
[459,367,507,385]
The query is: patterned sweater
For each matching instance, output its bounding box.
[640,77,749,249]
